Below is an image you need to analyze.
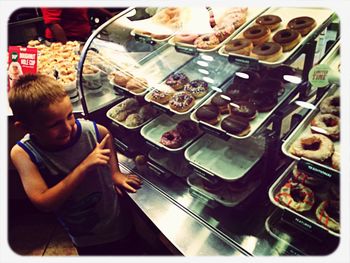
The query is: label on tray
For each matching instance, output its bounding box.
[228,54,260,70]
[175,43,198,56]
[199,123,230,141]
[298,158,339,183]
[134,33,156,45]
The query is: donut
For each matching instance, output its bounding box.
[315,200,340,232]
[125,78,148,94]
[273,29,302,52]
[275,181,315,212]
[169,92,196,112]
[224,38,253,56]
[195,105,220,125]
[292,166,325,187]
[287,16,316,36]
[214,25,235,42]
[289,134,334,162]
[165,72,189,91]
[184,80,209,98]
[265,65,297,83]
[221,115,251,136]
[226,88,252,102]
[310,113,340,140]
[194,34,220,50]
[176,120,198,139]
[243,25,271,46]
[125,113,144,127]
[174,33,199,45]
[160,130,183,149]
[251,42,283,62]
[232,69,261,89]
[331,152,340,171]
[255,15,282,31]
[150,86,175,104]
[210,93,232,114]
[228,100,257,120]
[320,95,340,116]
[151,33,170,40]
[255,78,284,97]
[250,87,278,112]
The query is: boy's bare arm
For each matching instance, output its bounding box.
[10,135,111,212]
[96,124,142,194]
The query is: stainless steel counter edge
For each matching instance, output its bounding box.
[126,176,247,256]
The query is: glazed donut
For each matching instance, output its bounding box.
[224,38,253,56]
[210,93,232,114]
[165,72,189,91]
[176,120,198,139]
[194,34,220,50]
[273,29,302,52]
[292,166,325,187]
[251,42,283,62]
[195,105,220,125]
[243,25,271,46]
[320,95,340,116]
[331,151,340,171]
[228,100,257,120]
[150,86,175,104]
[125,78,148,94]
[310,113,340,140]
[275,181,315,212]
[289,134,334,162]
[255,15,282,31]
[160,130,183,149]
[174,33,199,45]
[287,16,316,36]
[184,80,209,98]
[169,92,196,112]
[221,115,251,136]
[315,200,340,232]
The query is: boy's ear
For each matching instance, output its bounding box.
[14,121,29,132]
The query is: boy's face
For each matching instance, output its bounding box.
[28,96,77,149]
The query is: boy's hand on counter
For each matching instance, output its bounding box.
[114,174,142,195]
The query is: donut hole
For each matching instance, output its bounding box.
[261,45,271,51]
[264,17,273,22]
[281,31,292,38]
[323,117,338,127]
[291,189,306,202]
[251,29,262,35]
[165,133,175,140]
[234,41,243,47]
[302,138,321,150]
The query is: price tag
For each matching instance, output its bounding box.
[308,64,332,88]
[199,123,230,141]
[298,158,339,183]
[228,54,260,70]
[134,33,156,45]
[175,43,198,56]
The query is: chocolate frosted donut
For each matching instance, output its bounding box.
[211,93,232,114]
[221,115,251,136]
[266,65,297,83]
[250,88,278,112]
[195,105,220,125]
[287,16,316,36]
[258,79,285,97]
[273,29,301,51]
[224,38,253,56]
[229,101,257,120]
[243,25,271,45]
[176,120,198,139]
[251,42,283,62]
[256,15,282,31]
[226,88,252,102]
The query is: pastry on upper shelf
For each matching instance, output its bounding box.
[272,29,301,52]
[255,15,282,31]
[287,16,316,36]
[250,42,283,62]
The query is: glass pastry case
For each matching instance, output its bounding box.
[77,6,340,256]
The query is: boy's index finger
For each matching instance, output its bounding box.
[98,134,110,148]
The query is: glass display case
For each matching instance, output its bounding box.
[77,7,340,256]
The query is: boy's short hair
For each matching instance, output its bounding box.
[8,74,68,123]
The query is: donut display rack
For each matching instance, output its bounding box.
[218,7,334,65]
[268,162,340,237]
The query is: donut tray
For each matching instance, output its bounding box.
[184,133,264,182]
[187,172,261,207]
[218,7,334,65]
[269,162,340,237]
[281,85,340,176]
[190,79,297,140]
[167,7,267,53]
[106,99,159,130]
[140,113,203,152]
[109,78,150,97]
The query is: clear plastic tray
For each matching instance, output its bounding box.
[140,114,203,152]
[218,7,334,65]
[168,7,267,52]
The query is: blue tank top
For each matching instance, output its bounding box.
[17,119,132,247]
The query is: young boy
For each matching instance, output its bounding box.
[9,74,144,255]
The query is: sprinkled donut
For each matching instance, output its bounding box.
[184,80,209,98]
[315,200,340,232]
[194,34,220,50]
[275,181,315,212]
[165,72,189,91]
[169,92,195,112]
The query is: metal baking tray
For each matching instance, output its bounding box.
[218,7,334,65]
[168,7,267,52]
[106,100,159,130]
[281,85,339,174]
[269,162,340,237]
[145,52,237,115]
[140,113,203,152]
[187,173,261,207]
[184,133,264,181]
[190,79,298,139]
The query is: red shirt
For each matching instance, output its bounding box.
[41,8,91,40]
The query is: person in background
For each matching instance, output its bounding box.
[41,8,117,43]
[8,74,148,255]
